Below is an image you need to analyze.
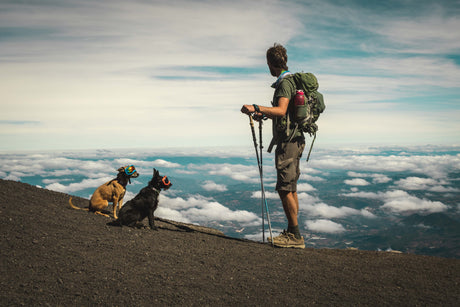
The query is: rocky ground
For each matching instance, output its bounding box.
[1,179,459,306]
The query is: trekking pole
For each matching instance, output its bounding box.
[258,119,265,243]
[258,119,274,246]
[248,115,264,241]
[306,132,317,162]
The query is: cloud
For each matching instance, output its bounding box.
[305,219,346,234]
[373,11,460,55]
[347,171,391,184]
[191,163,259,183]
[344,178,370,186]
[297,183,316,192]
[381,190,448,214]
[395,177,459,192]
[151,159,181,168]
[342,189,449,214]
[202,180,227,192]
[312,153,460,179]
[45,177,111,193]
[157,195,261,226]
[115,159,181,170]
[251,191,279,200]
[0,0,302,150]
[299,173,325,182]
[371,174,392,184]
[301,202,375,219]
[1,1,459,151]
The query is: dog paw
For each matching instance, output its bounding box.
[150,226,158,231]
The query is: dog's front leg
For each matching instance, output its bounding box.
[115,197,124,219]
[112,196,120,219]
[147,209,157,230]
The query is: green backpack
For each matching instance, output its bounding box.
[269,72,325,161]
[291,72,325,136]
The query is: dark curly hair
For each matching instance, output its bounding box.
[266,43,288,71]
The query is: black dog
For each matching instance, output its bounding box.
[108,168,172,230]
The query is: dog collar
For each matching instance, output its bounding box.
[151,187,160,194]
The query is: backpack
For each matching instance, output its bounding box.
[291,72,325,136]
[268,72,325,161]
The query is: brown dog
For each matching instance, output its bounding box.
[69,165,139,218]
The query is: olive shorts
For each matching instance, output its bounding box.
[275,140,305,192]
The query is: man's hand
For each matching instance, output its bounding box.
[241,104,255,115]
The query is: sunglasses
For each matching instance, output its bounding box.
[125,165,136,176]
[162,176,172,187]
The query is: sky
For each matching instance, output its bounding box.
[1,0,459,151]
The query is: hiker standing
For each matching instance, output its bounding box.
[241,43,306,249]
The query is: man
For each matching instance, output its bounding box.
[241,43,305,249]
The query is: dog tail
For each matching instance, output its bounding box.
[69,197,87,211]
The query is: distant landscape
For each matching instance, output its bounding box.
[1,144,459,258]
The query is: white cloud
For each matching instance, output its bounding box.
[202,180,227,192]
[395,177,459,192]
[347,171,391,184]
[301,202,375,219]
[45,177,111,193]
[342,189,449,214]
[372,174,392,184]
[298,192,322,205]
[344,178,370,186]
[0,0,302,151]
[4,173,21,181]
[342,191,381,199]
[191,163,260,183]
[374,14,460,55]
[299,173,325,181]
[158,195,261,226]
[313,153,460,179]
[381,190,448,214]
[123,191,136,202]
[297,183,316,192]
[305,219,346,234]
[251,191,279,200]
[151,159,181,168]
[1,1,458,151]
[395,177,439,190]
[175,169,197,175]
[0,154,117,179]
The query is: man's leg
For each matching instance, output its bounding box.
[279,190,302,239]
[278,190,298,227]
[274,141,305,246]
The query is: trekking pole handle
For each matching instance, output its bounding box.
[249,114,255,128]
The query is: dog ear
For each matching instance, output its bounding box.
[153,168,159,177]
[118,166,125,172]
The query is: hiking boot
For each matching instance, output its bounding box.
[267,230,287,243]
[269,230,305,249]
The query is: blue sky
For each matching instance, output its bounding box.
[0,0,459,151]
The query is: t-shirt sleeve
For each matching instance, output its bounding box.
[273,78,296,105]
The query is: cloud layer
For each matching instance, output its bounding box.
[0,145,458,242]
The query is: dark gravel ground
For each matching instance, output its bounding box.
[1,179,459,306]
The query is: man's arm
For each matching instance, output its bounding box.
[241,97,289,119]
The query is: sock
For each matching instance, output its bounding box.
[288,225,301,239]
